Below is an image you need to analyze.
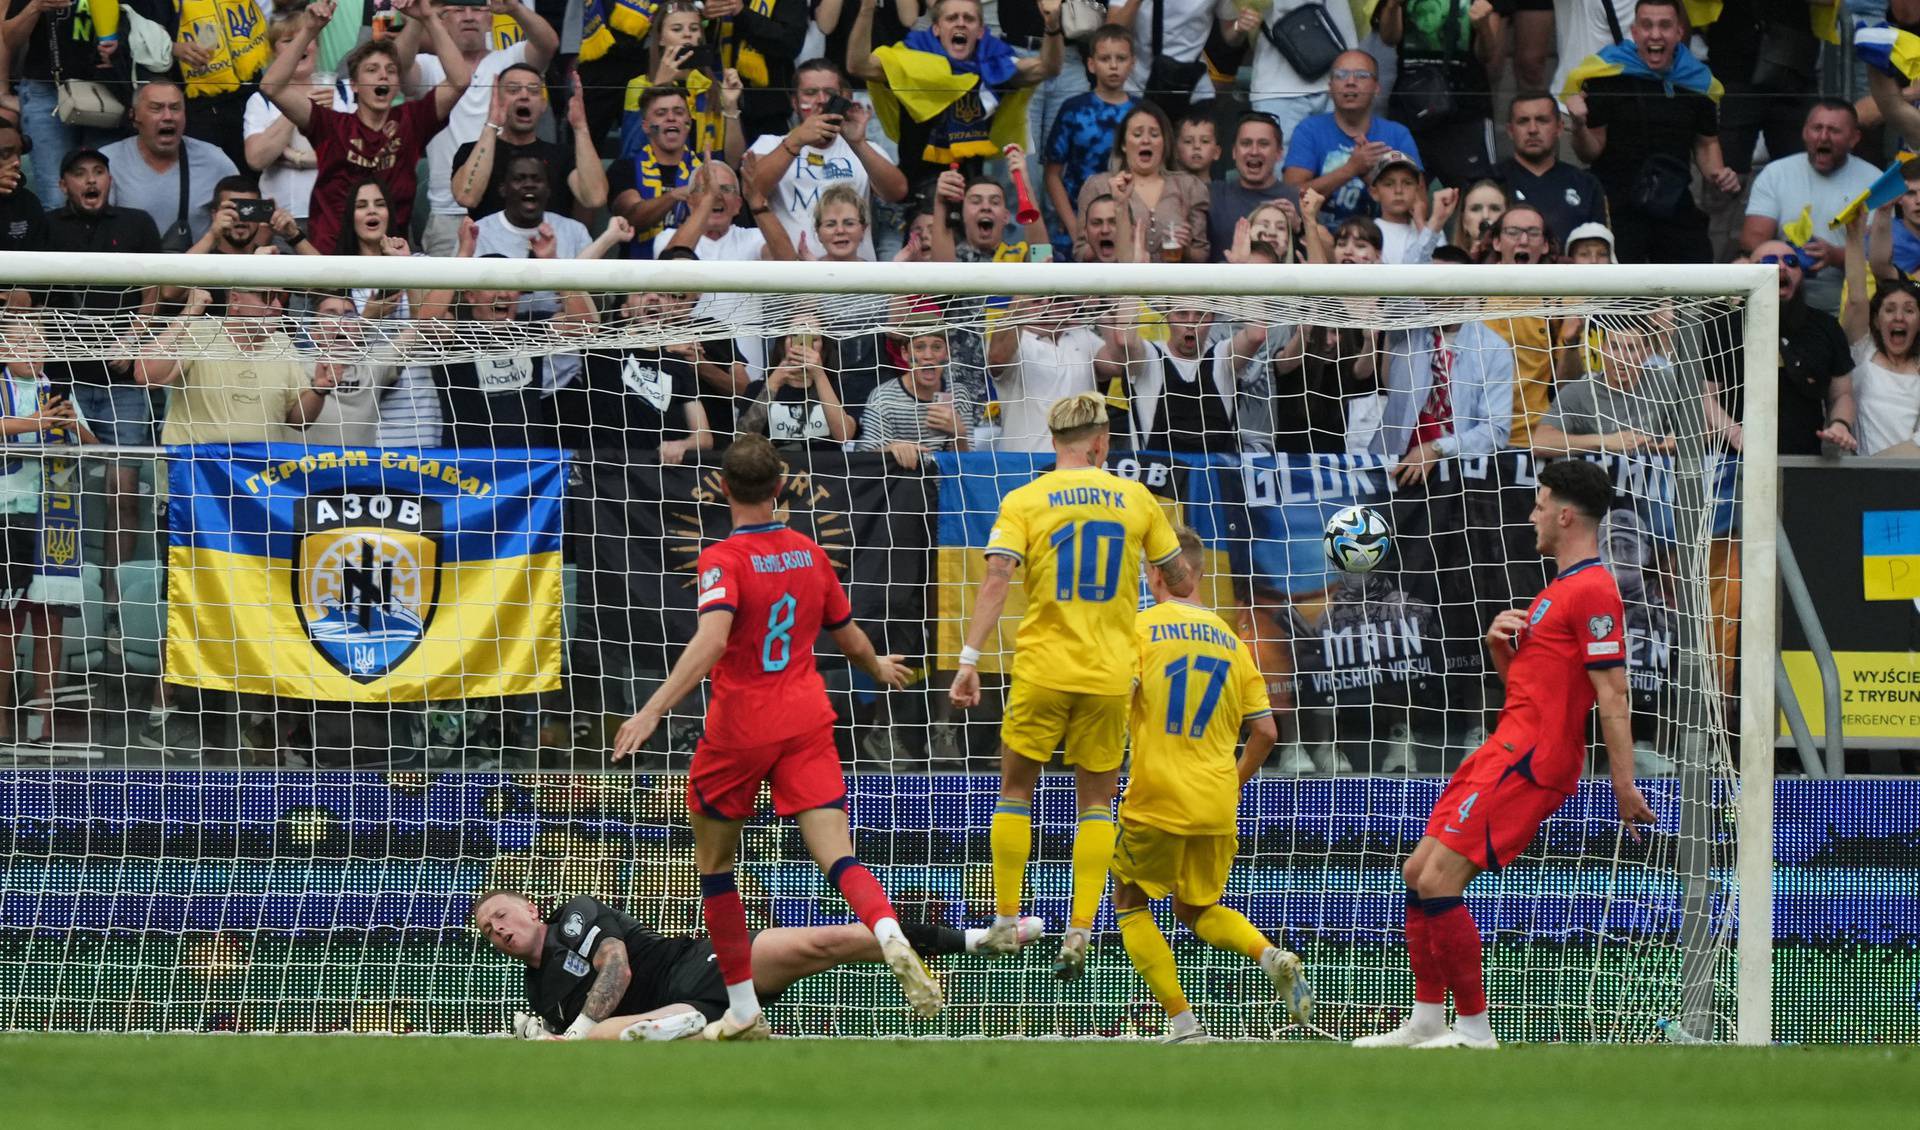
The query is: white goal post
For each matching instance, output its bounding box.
[0,251,1776,1043]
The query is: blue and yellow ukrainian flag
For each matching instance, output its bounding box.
[1831,156,1917,228]
[166,445,565,703]
[1862,510,1920,602]
[1562,41,1724,103]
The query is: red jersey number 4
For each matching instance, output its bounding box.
[1492,558,1627,794]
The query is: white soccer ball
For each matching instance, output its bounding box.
[1324,504,1391,574]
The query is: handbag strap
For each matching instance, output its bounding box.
[175,138,192,234]
[1602,0,1625,45]
[1151,0,1163,58]
[48,17,65,85]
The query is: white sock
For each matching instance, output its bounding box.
[1455,1010,1493,1041]
[1410,1001,1448,1032]
[724,979,761,1023]
[872,916,906,948]
[1064,925,1090,944]
[963,928,986,952]
[992,914,1019,930]
[1167,1010,1201,1036]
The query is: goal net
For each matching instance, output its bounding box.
[0,253,1774,1042]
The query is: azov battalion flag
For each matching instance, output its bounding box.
[165,445,566,702]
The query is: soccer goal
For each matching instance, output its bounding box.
[0,251,1775,1043]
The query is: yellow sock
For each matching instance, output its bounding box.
[1189,904,1274,961]
[1069,806,1117,930]
[1117,906,1190,1018]
[990,801,1032,918]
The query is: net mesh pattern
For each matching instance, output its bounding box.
[0,268,1751,1041]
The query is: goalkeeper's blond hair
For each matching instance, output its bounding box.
[1048,391,1108,444]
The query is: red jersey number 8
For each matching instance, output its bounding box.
[761,594,797,672]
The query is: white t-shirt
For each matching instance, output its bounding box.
[1850,338,1920,456]
[242,88,348,221]
[1228,0,1361,102]
[746,131,876,261]
[1746,154,1881,314]
[653,225,772,379]
[416,42,536,217]
[1128,0,1219,100]
[998,328,1104,452]
[474,210,593,319]
[473,211,591,389]
[1550,0,1637,98]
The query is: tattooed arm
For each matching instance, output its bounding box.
[565,940,632,1038]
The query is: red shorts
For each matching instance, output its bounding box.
[1426,741,1570,872]
[688,722,846,821]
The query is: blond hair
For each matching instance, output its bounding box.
[814,183,869,231]
[1048,391,1108,442]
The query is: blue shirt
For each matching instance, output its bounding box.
[1282,113,1421,226]
[1045,92,1136,236]
[1894,220,1920,278]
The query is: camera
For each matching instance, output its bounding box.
[233,198,274,222]
[822,94,855,118]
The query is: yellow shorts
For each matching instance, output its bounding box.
[1109,819,1237,906]
[1000,682,1128,772]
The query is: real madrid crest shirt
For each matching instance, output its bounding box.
[524,895,702,1031]
[1487,556,1627,796]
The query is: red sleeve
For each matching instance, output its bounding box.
[820,559,854,631]
[1577,575,1627,670]
[696,546,737,616]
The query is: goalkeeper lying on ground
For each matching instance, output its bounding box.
[475,890,1041,1040]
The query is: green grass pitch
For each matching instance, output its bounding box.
[4,1036,1913,1129]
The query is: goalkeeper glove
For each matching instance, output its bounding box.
[511,1011,557,1040]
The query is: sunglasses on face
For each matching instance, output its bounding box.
[1759,252,1805,270]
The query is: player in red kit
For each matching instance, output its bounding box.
[612,436,942,1039]
[1354,458,1658,1050]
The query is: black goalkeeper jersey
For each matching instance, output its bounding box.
[524,895,705,1030]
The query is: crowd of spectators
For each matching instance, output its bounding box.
[0,0,1914,464]
[0,0,1916,762]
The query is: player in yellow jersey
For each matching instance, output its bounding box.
[950,392,1192,979]
[1112,527,1312,1041]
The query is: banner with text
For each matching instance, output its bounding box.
[165,446,566,702]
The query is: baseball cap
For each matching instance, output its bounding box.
[60,148,109,174]
[1367,150,1422,186]
[1565,222,1618,262]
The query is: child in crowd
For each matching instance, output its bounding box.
[1174,106,1220,179]
[1044,25,1138,260]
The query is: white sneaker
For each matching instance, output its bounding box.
[1353,1021,1448,1048]
[881,934,943,1017]
[1260,948,1313,1025]
[1161,1027,1217,1044]
[1307,743,1354,775]
[1413,1028,1499,1050]
[700,1010,771,1041]
[1271,744,1315,775]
